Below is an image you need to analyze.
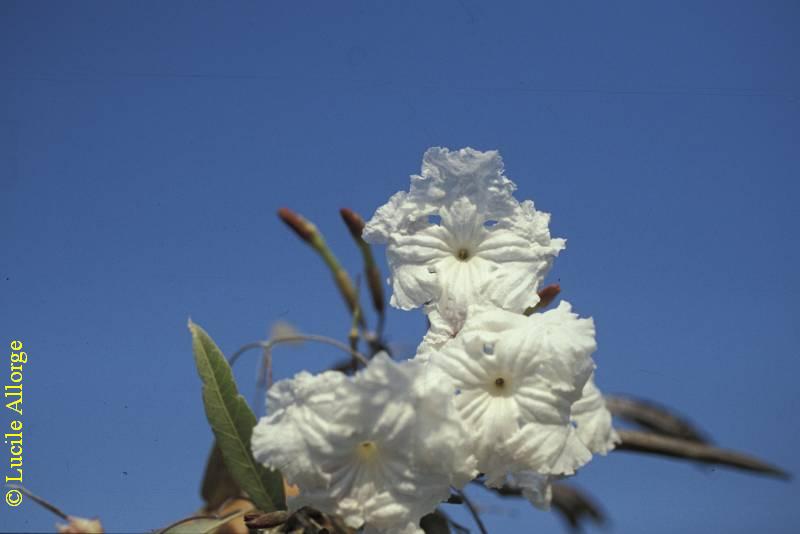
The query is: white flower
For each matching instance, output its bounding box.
[426,302,597,485]
[251,353,477,533]
[572,374,620,455]
[364,147,564,329]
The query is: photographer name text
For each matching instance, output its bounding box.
[5,340,25,507]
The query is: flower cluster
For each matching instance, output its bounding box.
[252,147,618,532]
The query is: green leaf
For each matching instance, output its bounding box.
[189,320,286,512]
[158,509,248,534]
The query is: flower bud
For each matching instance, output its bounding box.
[341,207,385,318]
[278,207,316,243]
[339,207,366,240]
[537,283,561,309]
[523,283,561,316]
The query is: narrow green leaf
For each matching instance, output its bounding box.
[189,320,286,512]
[158,509,248,534]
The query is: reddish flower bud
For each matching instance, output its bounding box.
[278,207,316,243]
[339,208,366,240]
[537,283,561,309]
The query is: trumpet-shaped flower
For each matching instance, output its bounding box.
[425,302,597,485]
[251,353,477,533]
[364,147,564,328]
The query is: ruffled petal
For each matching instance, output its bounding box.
[414,306,459,363]
[572,374,620,455]
[507,422,592,476]
[507,471,553,510]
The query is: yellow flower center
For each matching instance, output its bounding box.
[356,440,379,463]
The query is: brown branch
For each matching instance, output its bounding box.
[605,395,709,443]
[551,484,605,530]
[283,507,351,534]
[615,429,790,479]
[228,337,369,368]
[5,484,69,520]
[483,481,605,531]
[453,488,488,534]
[244,510,290,529]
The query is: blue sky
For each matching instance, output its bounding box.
[1,1,798,532]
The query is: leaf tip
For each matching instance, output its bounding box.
[188,318,203,338]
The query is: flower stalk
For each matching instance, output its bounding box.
[278,207,364,327]
[340,208,386,333]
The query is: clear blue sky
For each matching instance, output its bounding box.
[1,2,798,532]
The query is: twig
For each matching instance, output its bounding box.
[605,395,708,443]
[252,344,275,411]
[453,488,487,534]
[477,481,605,530]
[550,484,605,530]
[448,518,471,534]
[228,336,369,368]
[287,507,333,534]
[5,485,69,520]
[244,510,290,529]
[264,344,273,389]
[615,429,790,479]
